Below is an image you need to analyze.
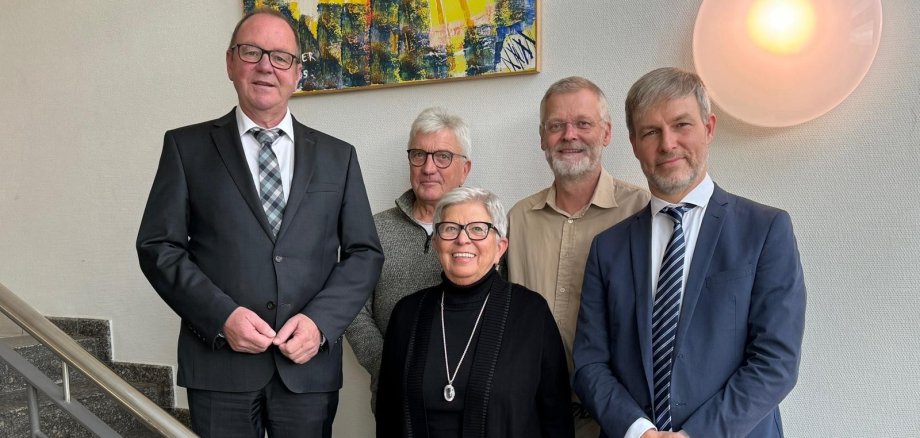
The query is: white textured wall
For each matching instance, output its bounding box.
[1,1,918,436]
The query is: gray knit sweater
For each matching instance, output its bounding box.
[344,189,442,408]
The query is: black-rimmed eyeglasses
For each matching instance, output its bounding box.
[434,221,495,241]
[407,149,466,169]
[230,44,298,70]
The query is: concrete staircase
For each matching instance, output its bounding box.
[0,316,189,437]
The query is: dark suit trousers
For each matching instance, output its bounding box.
[187,372,338,438]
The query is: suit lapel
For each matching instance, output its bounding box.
[674,185,730,349]
[276,118,317,240]
[630,206,656,398]
[210,110,275,240]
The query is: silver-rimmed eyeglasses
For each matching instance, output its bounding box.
[434,221,495,241]
[230,43,298,70]
[407,149,466,169]
[542,119,599,134]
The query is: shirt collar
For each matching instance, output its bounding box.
[235,106,294,141]
[650,173,714,214]
[535,167,619,212]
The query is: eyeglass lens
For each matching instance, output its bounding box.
[543,119,597,133]
[235,44,295,70]
[436,222,492,240]
[407,150,458,168]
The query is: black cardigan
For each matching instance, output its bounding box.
[377,273,574,438]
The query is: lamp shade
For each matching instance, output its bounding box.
[693,0,882,127]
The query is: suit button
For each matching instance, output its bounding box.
[266,301,276,310]
[274,255,283,263]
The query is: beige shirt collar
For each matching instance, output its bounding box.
[535,168,619,217]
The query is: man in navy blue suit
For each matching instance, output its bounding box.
[572,67,806,438]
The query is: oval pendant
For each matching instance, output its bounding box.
[443,384,455,402]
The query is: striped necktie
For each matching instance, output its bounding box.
[250,127,285,238]
[652,203,695,431]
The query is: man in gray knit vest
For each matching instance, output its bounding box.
[345,107,472,411]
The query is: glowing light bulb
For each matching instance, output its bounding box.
[747,0,816,54]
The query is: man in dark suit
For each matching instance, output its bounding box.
[136,9,382,437]
[572,67,806,438]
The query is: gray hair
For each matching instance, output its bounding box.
[408,107,472,158]
[625,67,711,138]
[433,187,507,239]
[539,76,611,127]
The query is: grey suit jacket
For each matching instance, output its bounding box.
[137,109,383,393]
[573,185,806,437]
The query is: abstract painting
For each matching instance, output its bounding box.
[242,0,539,95]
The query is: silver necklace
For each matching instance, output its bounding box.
[440,290,489,402]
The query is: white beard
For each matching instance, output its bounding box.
[545,141,601,179]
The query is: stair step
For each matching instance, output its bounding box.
[0,367,171,437]
[0,317,187,436]
[0,334,100,394]
[48,317,112,363]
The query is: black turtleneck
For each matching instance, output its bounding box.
[422,268,498,437]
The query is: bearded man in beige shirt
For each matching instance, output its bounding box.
[506,76,649,438]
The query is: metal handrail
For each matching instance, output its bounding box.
[0,281,195,437]
[0,340,118,437]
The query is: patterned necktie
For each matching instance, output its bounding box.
[652,203,695,431]
[250,128,285,238]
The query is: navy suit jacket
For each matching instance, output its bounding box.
[137,109,383,393]
[573,185,805,438]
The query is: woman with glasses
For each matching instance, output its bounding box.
[376,187,573,437]
[345,107,472,413]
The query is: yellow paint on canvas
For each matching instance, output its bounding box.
[308,17,317,38]
[432,0,491,26]
[450,50,468,75]
[428,0,494,76]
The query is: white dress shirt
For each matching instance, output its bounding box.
[626,174,715,438]
[235,107,295,203]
